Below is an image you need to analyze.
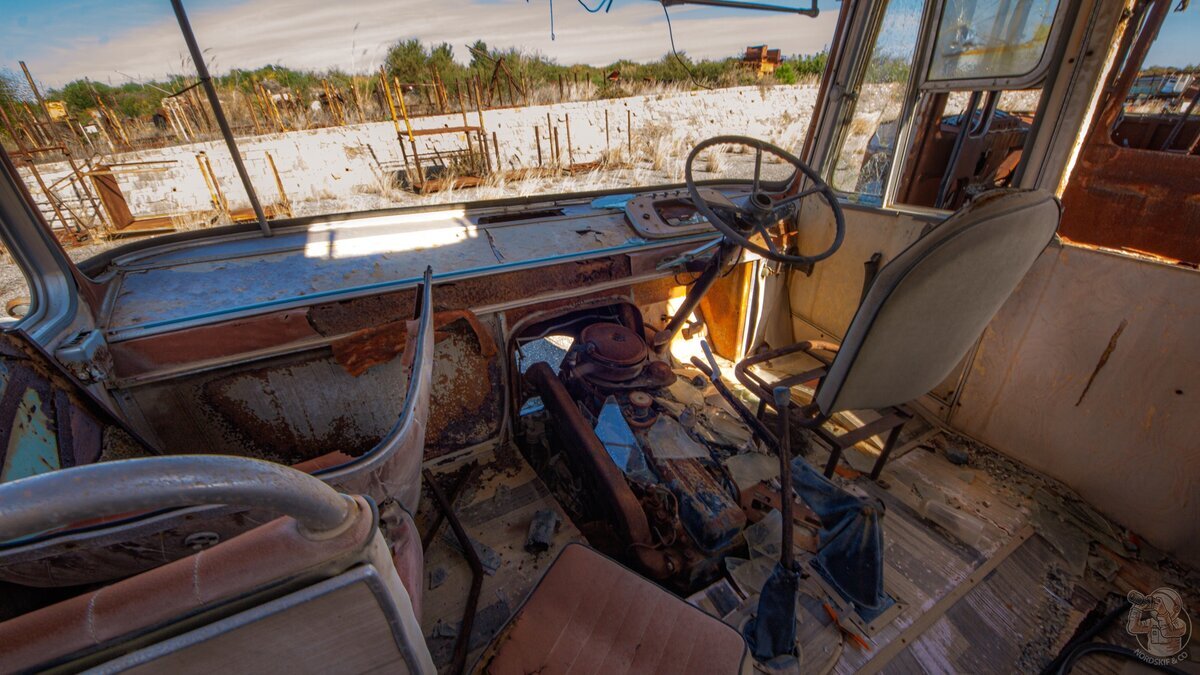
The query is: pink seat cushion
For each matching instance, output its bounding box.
[484,544,747,674]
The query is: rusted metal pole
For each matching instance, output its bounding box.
[535,125,543,167]
[553,126,561,167]
[423,468,483,675]
[1162,87,1200,152]
[431,66,446,114]
[381,68,403,139]
[171,0,270,237]
[18,61,55,142]
[25,159,76,242]
[0,103,29,154]
[64,152,105,230]
[482,130,492,174]
[393,77,415,142]
[774,386,795,569]
[420,465,475,551]
[472,78,486,131]
[565,113,574,166]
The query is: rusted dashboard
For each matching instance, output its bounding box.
[88,189,757,462]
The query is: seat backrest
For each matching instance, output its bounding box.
[815,189,1061,414]
[0,457,434,674]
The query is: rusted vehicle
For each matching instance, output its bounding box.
[0,0,1196,673]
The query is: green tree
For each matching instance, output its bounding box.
[468,40,492,70]
[385,39,430,83]
[775,61,798,85]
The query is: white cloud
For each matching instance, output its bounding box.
[21,0,837,87]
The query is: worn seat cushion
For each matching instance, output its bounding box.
[0,496,384,673]
[482,544,748,674]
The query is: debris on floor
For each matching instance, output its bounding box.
[686,578,742,620]
[443,531,503,576]
[428,566,448,590]
[524,508,561,553]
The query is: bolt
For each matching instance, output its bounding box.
[184,531,221,551]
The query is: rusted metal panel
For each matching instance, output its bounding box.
[1059,142,1200,264]
[309,258,626,334]
[105,211,637,333]
[951,245,1200,568]
[1,277,435,588]
[109,256,629,386]
[1059,0,1200,265]
[425,315,504,457]
[331,309,495,377]
[699,261,753,360]
[332,319,417,377]
[129,350,402,463]
[0,332,148,482]
[109,310,319,379]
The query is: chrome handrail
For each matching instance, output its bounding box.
[0,455,352,542]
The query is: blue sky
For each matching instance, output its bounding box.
[1,0,1194,89]
[0,0,840,88]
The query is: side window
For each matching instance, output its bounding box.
[891,86,1042,210]
[925,0,1061,86]
[0,240,34,327]
[831,0,1063,210]
[1111,9,1199,154]
[829,0,926,205]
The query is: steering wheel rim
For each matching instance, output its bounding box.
[685,135,846,265]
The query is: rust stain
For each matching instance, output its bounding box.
[307,256,629,338]
[1075,319,1128,407]
[110,311,318,380]
[426,320,503,457]
[201,356,377,463]
[331,310,496,377]
[331,320,415,377]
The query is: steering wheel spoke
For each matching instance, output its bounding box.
[684,135,846,266]
[752,221,781,255]
[773,184,824,210]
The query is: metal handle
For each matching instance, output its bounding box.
[700,339,722,378]
[0,456,353,543]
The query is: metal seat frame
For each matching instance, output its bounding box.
[734,341,913,481]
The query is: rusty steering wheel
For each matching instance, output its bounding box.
[685,135,845,266]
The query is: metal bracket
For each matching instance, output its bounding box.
[54,329,112,383]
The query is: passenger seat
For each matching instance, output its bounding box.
[479,544,750,674]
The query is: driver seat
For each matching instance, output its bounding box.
[737,189,1061,477]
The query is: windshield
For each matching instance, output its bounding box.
[0,0,839,288]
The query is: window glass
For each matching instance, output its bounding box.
[1110,8,1199,153]
[927,0,1059,82]
[0,238,34,327]
[1,1,838,279]
[829,0,925,203]
[891,87,1041,210]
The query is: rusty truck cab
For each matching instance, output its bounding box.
[0,0,1196,672]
